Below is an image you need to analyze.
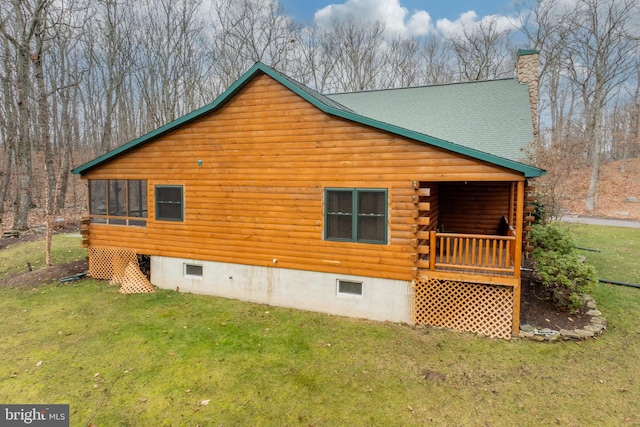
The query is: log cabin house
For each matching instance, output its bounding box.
[72,50,545,339]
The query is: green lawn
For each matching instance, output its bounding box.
[0,230,639,426]
[563,223,640,284]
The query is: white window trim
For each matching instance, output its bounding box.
[184,263,203,279]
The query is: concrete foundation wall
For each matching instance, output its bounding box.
[150,256,413,324]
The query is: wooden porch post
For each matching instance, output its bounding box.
[512,180,525,336]
[429,231,437,271]
[508,183,516,225]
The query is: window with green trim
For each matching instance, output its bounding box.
[325,188,387,243]
[89,179,147,226]
[155,185,184,221]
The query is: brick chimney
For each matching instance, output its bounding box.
[517,49,540,143]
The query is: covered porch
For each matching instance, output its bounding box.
[410,180,531,339]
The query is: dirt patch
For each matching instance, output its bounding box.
[2,259,88,288]
[0,232,43,251]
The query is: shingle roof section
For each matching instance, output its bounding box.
[327,79,534,162]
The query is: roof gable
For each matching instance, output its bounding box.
[72,62,545,178]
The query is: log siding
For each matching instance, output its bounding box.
[83,74,525,282]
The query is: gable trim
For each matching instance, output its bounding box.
[72,62,545,178]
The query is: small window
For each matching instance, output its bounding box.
[184,264,203,277]
[156,185,184,221]
[337,280,363,296]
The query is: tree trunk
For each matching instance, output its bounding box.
[0,143,14,218]
[34,23,57,217]
[0,37,16,218]
[585,94,604,212]
[13,43,33,230]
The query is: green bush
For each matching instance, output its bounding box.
[528,222,574,254]
[528,223,597,311]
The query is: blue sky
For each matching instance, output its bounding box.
[277,0,518,38]
[280,0,513,23]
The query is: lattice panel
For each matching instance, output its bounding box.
[413,276,514,339]
[118,262,155,294]
[88,246,155,294]
[89,246,137,280]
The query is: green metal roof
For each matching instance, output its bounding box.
[327,79,534,163]
[72,62,545,178]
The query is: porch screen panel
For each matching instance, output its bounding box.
[326,190,353,240]
[108,180,127,224]
[89,180,107,223]
[128,180,148,218]
[107,180,126,216]
[128,180,148,226]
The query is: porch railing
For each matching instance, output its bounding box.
[427,230,516,275]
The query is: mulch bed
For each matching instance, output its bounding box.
[519,260,591,331]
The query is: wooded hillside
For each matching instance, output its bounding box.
[0,0,638,229]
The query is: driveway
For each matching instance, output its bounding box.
[559,215,640,228]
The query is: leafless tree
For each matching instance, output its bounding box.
[419,36,455,85]
[85,0,139,153]
[0,0,51,230]
[319,16,389,92]
[207,0,298,88]
[288,25,336,93]
[560,0,640,211]
[133,0,207,129]
[383,36,421,88]
[0,36,17,218]
[448,16,515,81]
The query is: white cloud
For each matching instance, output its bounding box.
[314,0,434,38]
[406,11,432,37]
[435,10,479,38]
[436,11,518,39]
[313,0,520,39]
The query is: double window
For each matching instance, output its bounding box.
[325,188,387,244]
[89,180,147,226]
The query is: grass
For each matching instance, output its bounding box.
[0,230,639,426]
[562,223,640,284]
